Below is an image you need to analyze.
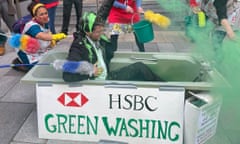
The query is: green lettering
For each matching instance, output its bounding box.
[157,121,168,139]
[119,118,129,137]
[151,120,156,138]
[102,116,121,136]
[128,119,138,137]
[69,115,76,134]
[168,121,180,141]
[86,116,98,135]
[139,119,150,138]
[57,114,67,133]
[44,114,56,133]
[77,115,85,134]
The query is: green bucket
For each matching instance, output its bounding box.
[132,20,154,43]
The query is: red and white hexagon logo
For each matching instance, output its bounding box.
[57,92,88,107]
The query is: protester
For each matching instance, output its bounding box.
[97,0,115,22]
[11,1,66,72]
[63,12,164,82]
[0,29,7,56]
[36,0,59,34]
[107,0,145,52]
[189,0,240,47]
[61,0,83,35]
[0,0,16,55]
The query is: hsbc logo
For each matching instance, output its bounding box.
[57,92,89,107]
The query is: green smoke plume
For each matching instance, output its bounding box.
[155,0,240,142]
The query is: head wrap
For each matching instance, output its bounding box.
[82,12,97,32]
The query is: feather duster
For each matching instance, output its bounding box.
[144,10,171,28]
[0,59,94,76]
[8,34,40,54]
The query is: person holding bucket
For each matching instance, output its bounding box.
[63,11,164,82]
[107,0,145,52]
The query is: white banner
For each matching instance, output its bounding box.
[36,83,185,144]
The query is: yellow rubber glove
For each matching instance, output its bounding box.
[52,33,66,41]
[198,11,206,27]
[50,40,56,48]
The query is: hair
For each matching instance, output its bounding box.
[80,12,105,33]
[27,1,46,17]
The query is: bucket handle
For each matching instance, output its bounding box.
[131,12,144,25]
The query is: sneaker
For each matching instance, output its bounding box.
[0,46,5,56]
[11,58,29,73]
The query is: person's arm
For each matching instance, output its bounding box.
[136,0,144,13]
[113,0,127,9]
[25,25,51,40]
[214,0,235,39]
[113,0,134,13]
[97,0,115,22]
[63,38,93,82]
[26,25,66,41]
[136,0,141,7]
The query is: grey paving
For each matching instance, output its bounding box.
[12,110,47,144]
[0,103,34,144]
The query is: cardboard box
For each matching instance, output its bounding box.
[184,92,222,144]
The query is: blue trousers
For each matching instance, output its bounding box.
[47,6,57,34]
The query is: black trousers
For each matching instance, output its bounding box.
[0,29,7,45]
[111,34,145,52]
[61,0,83,34]
[212,30,227,65]
[107,62,164,81]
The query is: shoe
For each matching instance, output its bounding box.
[11,58,29,73]
[0,46,5,56]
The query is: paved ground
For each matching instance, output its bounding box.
[0,0,240,144]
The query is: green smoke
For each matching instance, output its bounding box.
[155,0,240,142]
[155,0,240,98]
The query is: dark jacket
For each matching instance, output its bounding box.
[63,31,112,82]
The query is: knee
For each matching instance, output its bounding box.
[132,62,145,67]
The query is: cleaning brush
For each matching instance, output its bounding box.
[53,59,94,75]
[0,59,94,75]
[144,10,171,28]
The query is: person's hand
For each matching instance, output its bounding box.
[227,30,235,40]
[138,7,144,14]
[52,33,66,41]
[192,6,201,14]
[50,40,56,48]
[126,5,134,13]
[93,63,103,77]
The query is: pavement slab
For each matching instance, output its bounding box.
[1,82,35,103]
[12,110,47,144]
[0,103,34,144]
